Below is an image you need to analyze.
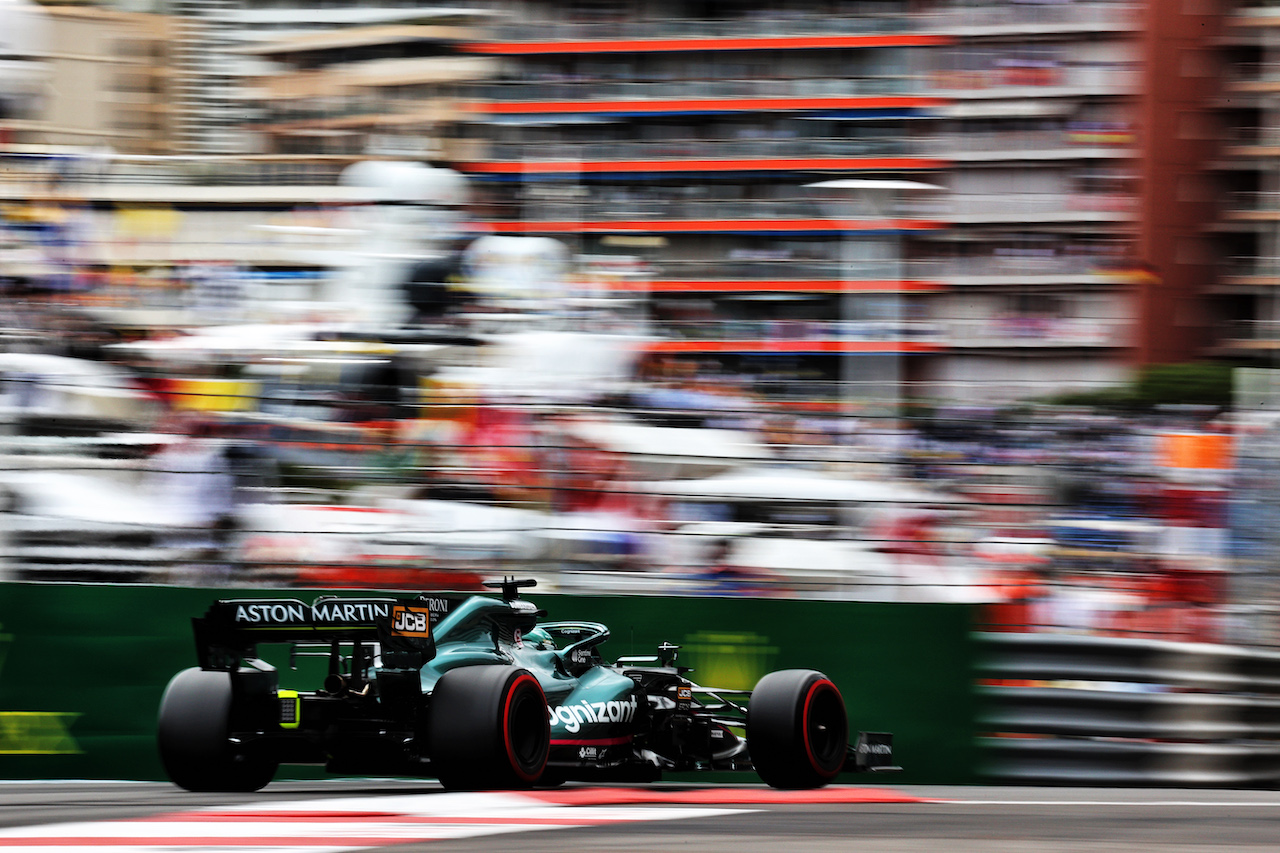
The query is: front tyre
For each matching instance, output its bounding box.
[428,666,550,790]
[156,668,277,792]
[747,669,848,789]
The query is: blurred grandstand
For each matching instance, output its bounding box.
[0,152,1273,652]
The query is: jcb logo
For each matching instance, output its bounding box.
[391,606,431,638]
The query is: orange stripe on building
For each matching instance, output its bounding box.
[486,219,947,234]
[611,279,946,293]
[465,96,947,115]
[463,158,947,174]
[642,340,944,354]
[463,34,953,55]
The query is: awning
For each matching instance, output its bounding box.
[345,55,498,87]
[233,25,477,56]
[259,56,496,98]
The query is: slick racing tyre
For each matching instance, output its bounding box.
[747,669,848,789]
[157,668,278,792]
[428,665,550,790]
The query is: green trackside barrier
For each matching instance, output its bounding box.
[0,583,979,785]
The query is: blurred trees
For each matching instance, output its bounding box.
[1050,361,1236,411]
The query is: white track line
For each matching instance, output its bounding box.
[0,791,753,853]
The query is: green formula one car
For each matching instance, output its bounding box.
[157,578,898,791]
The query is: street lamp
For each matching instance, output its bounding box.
[804,178,942,421]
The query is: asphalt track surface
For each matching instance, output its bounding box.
[1,780,1279,852]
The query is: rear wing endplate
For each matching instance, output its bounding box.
[846,731,901,773]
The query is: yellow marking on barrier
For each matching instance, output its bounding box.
[168,378,261,412]
[0,711,81,754]
[681,631,779,691]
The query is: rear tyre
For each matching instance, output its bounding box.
[157,668,278,792]
[747,669,847,789]
[428,666,550,790]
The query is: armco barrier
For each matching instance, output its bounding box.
[0,582,978,784]
[976,631,1280,786]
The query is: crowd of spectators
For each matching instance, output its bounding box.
[0,283,1272,647]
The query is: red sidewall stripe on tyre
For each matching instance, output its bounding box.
[503,672,546,783]
[801,678,842,778]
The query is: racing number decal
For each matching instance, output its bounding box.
[390,605,431,638]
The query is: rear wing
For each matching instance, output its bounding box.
[192,594,462,672]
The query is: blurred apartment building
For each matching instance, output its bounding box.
[1214,2,1280,372]
[39,5,176,155]
[0,1,486,333]
[0,0,53,146]
[449,0,1187,405]
[168,0,495,158]
[231,23,496,161]
[0,0,1257,406]
[0,1,176,153]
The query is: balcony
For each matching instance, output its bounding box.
[642,317,945,354]
[943,316,1132,348]
[483,191,1137,231]
[637,315,1130,352]
[1226,61,1280,89]
[468,75,932,110]
[1230,6,1280,35]
[927,63,1139,97]
[941,192,1137,224]
[1221,127,1280,156]
[923,128,1134,161]
[921,1,1140,36]
[467,64,1132,120]
[0,155,354,188]
[626,258,948,288]
[481,192,948,235]
[1224,191,1280,218]
[483,13,919,43]
[1219,256,1280,286]
[1214,320,1280,353]
[474,4,1137,45]
[943,254,1133,286]
[465,135,942,174]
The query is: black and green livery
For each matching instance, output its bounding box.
[158,578,899,791]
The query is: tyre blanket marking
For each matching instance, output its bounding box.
[0,791,752,852]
